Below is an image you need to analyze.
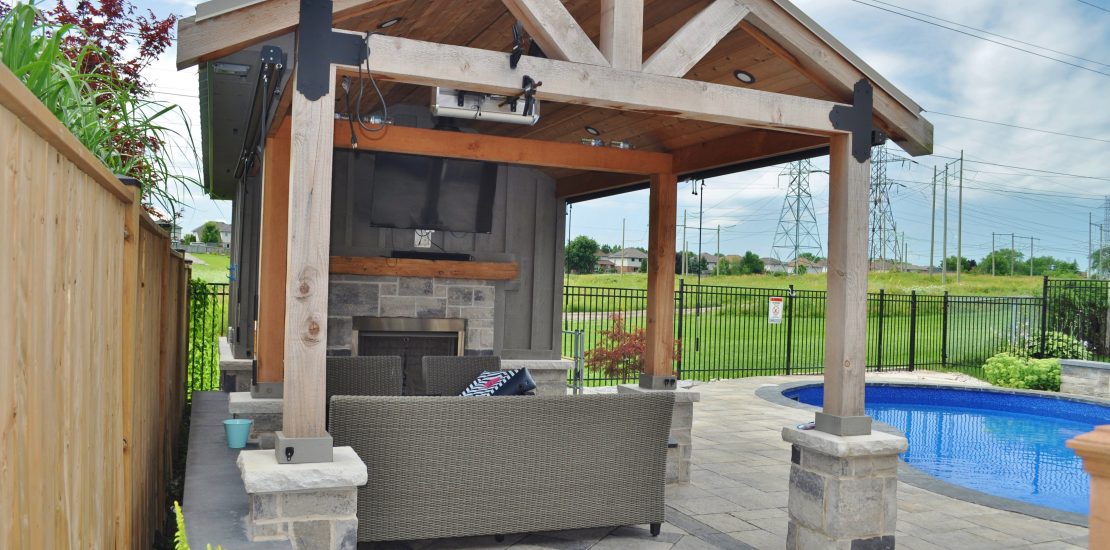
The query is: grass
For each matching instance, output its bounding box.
[565,271,1063,297]
[188,253,230,284]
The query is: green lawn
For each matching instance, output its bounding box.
[188,253,230,284]
[566,271,1065,298]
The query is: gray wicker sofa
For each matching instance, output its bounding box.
[329,392,675,542]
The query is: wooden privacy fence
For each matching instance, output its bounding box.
[0,64,189,548]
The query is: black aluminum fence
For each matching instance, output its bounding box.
[186,280,229,397]
[1044,278,1110,361]
[563,280,1062,386]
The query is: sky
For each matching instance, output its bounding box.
[135,0,1109,267]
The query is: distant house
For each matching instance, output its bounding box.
[699,253,719,274]
[762,257,789,274]
[790,257,827,274]
[597,248,647,273]
[157,222,182,241]
[191,221,232,247]
[594,257,617,274]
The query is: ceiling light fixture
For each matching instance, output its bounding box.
[584,126,600,136]
[733,70,755,84]
[378,17,402,28]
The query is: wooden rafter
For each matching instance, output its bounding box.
[502,0,609,66]
[175,0,400,69]
[556,130,827,198]
[346,33,846,136]
[642,0,751,77]
[335,123,673,175]
[600,0,643,71]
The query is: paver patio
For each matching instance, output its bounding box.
[359,373,1089,549]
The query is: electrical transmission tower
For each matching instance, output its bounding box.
[869,146,900,267]
[772,159,823,271]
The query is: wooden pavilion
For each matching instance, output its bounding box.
[177,0,932,450]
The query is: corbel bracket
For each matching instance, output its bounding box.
[297,0,369,101]
[829,79,885,163]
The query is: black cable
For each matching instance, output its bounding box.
[356,32,389,133]
[1076,0,1110,14]
[846,0,1110,78]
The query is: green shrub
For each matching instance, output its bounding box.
[1003,330,1091,360]
[982,352,1061,391]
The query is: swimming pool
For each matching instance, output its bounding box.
[782,384,1108,516]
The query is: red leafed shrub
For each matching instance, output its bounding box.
[585,314,682,380]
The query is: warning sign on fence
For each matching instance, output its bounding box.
[769,296,784,324]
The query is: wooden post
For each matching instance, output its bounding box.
[819,133,871,434]
[600,0,643,71]
[281,66,336,440]
[255,118,291,386]
[642,172,677,385]
[118,185,142,545]
[1068,426,1110,545]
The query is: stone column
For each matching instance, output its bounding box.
[229,391,283,449]
[618,384,700,483]
[782,425,907,549]
[1068,425,1110,546]
[239,446,368,549]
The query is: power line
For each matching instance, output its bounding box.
[846,0,1110,78]
[1076,0,1110,14]
[926,154,1110,182]
[927,111,1110,144]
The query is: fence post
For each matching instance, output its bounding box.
[676,279,685,377]
[1040,276,1050,357]
[941,291,950,367]
[908,290,917,371]
[876,289,885,372]
[785,284,795,375]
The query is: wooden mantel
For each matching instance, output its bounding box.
[329,256,519,281]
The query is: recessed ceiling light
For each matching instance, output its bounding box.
[733,70,755,84]
[378,17,402,29]
[584,126,600,136]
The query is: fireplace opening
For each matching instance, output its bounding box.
[351,317,466,395]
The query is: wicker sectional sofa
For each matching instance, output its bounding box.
[329,392,676,543]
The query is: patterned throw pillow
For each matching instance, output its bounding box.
[460,369,537,397]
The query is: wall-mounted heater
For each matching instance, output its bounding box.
[431,87,540,126]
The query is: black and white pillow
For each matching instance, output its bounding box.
[460,369,537,397]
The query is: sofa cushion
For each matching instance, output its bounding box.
[460,368,536,396]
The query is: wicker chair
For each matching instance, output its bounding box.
[325,356,403,428]
[330,392,675,542]
[421,355,502,396]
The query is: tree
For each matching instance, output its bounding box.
[976,249,1025,276]
[182,234,196,244]
[717,258,732,275]
[585,314,682,380]
[943,255,975,273]
[738,251,764,275]
[1090,246,1110,276]
[600,244,613,254]
[200,222,222,244]
[565,235,599,274]
[673,253,706,274]
[798,252,824,262]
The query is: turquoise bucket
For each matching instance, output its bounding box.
[224,419,253,449]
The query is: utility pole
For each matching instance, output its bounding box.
[991,233,996,276]
[620,218,625,274]
[929,166,937,276]
[716,225,721,276]
[1090,212,1093,279]
[696,180,705,287]
[956,151,964,283]
[942,165,949,284]
[1011,234,1016,275]
[682,209,688,278]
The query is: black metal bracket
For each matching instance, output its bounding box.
[296,0,369,101]
[829,79,878,163]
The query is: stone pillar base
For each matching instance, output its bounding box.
[781,425,907,550]
[617,384,700,483]
[219,337,253,392]
[229,391,282,448]
[502,359,573,396]
[238,447,368,549]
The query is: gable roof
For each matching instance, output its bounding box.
[192,221,232,233]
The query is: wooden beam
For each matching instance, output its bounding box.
[501,0,609,66]
[742,0,932,155]
[822,133,869,418]
[175,0,402,69]
[354,33,846,135]
[330,257,519,280]
[600,0,643,71]
[282,65,336,439]
[336,123,672,175]
[555,129,826,198]
[642,0,751,77]
[643,172,678,376]
[255,118,291,385]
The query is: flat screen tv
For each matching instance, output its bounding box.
[336,149,498,233]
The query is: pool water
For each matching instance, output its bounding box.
[784,384,1108,515]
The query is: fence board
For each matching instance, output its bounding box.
[1,65,186,547]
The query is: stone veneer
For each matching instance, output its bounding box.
[219,337,252,392]
[617,385,701,483]
[1061,359,1110,398]
[326,275,497,356]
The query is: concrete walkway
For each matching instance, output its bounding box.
[360,373,1089,549]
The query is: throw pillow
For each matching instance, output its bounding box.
[460,368,537,396]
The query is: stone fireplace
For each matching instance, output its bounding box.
[352,316,467,395]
